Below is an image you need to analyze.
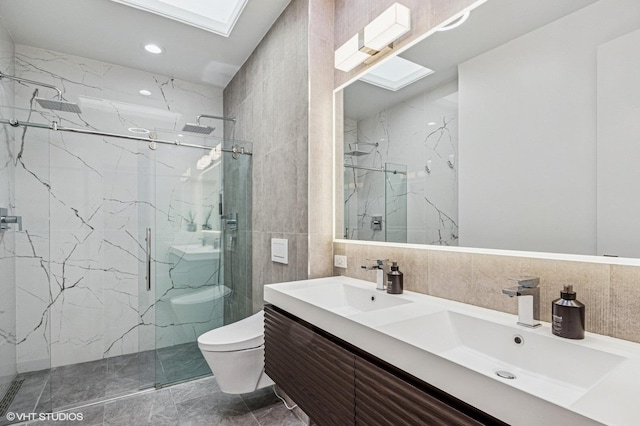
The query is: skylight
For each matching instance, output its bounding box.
[359,56,434,91]
[110,0,248,37]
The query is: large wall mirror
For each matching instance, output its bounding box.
[335,0,640,259]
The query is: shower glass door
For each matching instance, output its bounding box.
[136,133,254,389]
[384,162,408,243]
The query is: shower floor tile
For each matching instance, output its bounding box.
[2,342,213,424]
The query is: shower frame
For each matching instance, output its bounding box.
[0,118,252,155]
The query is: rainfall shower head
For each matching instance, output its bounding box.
[181,123,215,135]
[35,97,82,113]
[181,114,236,134]
[0,71,82,113]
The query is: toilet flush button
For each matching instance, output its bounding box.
[271,238,288,264]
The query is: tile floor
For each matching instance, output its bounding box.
[2,342,211,420]
[21,377,303,426]
[1,342,270,425]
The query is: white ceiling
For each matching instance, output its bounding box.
[0,0,291,88]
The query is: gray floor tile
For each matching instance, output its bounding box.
[169,377,219,404]
[174,393,254,426]
[239,387,279,412]
[103,389,178,426]
[6,370,50,416]
[24,403,105,426]
[0,349,291,425]
[252,403,304,426]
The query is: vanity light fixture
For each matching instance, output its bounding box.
[335,3,410,72]
[144,44,163,54]
[436,10,471,32]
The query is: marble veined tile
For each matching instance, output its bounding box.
[13,45,226,370]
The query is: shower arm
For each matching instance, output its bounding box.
[196,114,236,125]
[0,71,64,100]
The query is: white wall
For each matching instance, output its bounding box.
[597,28,640,258]
[458,0,640,254]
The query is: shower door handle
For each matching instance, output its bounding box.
[145,228,152,291]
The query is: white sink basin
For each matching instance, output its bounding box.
[377,310,625,406]
[286,281,412,316]
[168,244,220,261]
[264,276,640,425]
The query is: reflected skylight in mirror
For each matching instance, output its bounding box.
[110,0,248,36]
[359,56,434,91]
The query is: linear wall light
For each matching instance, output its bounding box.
[335,3,410,72]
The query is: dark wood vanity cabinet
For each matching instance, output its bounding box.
[264,305,356,425]
[264,305,506,426]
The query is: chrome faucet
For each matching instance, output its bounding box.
[361,259,388,291]
[502,276,541,328]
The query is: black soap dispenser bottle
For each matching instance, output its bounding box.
[552,285,585,339]
[386,262,403,294]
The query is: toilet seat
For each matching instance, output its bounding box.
[197,310,264,352]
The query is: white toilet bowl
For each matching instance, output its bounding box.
[197,310,274,394]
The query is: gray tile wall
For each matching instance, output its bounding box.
[308,0,335,279]
[224,0,312,312]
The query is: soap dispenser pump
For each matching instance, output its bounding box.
[386,262,403,294]
[552,285,585,339]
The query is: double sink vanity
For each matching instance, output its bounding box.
[264,276,640,425]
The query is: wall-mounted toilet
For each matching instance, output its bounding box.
[197,310,274,394]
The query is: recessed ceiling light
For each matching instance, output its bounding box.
[437,10,471,32]
[144,44,163,54]
[360,56,434,91]
[128,127,150,134]
[139,89,152,96]
[427,122,437,126]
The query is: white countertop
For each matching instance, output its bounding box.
[264,276,640,426]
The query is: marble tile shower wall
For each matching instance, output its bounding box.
[12,45,223,370]
[344,84,458,245]
[0,18,16,396]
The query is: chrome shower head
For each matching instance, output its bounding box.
[181,114,235,135]
[0,72,82,113]
[181,123,215,134]
[35,97,82,113]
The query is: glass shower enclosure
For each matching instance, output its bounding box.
[343,161,407,243]
[0,103,252,422]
